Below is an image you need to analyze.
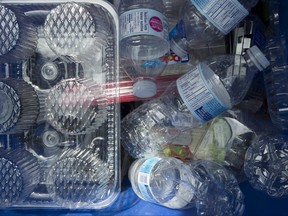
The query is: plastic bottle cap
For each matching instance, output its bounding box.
[247,45,270,71]
[170,38,188,59]
[133,79,157,98]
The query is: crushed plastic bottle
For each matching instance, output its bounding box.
[244,133,288,197]
[188,160,245,216]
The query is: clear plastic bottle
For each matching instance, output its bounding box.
[129,156,195,209]
[119,0,170,61]
[169,0,259,58]
[244,133,288,197]
[121,45,269,158]
[120,53,169,98]
[188,160,245,216]
[163,0,184,31]
[262,0,288,130]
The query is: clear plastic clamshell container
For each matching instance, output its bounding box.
[0,0,120,209]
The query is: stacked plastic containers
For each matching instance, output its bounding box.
[0,0,120,210]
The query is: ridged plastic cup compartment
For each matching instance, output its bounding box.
[0,0,120,210]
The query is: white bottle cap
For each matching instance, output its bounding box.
[170,38,188,59]
[133,79,157,98]
[247,45,270,71]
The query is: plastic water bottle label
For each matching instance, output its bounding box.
[191,0,249,34]
[137,157,161,202]
[120,9,168,41]
[176,63,229,123]
[167,49,189,65]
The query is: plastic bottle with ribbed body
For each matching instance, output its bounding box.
[170,0,259,58]
[262,0,288,130]
[121,46,269,159]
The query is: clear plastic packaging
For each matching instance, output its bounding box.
[0,0,120,210]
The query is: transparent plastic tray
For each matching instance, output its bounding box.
[0,0,120,209]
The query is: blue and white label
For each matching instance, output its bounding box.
[137,157,161,202]
[120,9,168,41]
[176,63,230,123]
[191,0,249,34]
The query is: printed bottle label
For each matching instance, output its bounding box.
[137,157,161,202]
[176,63,230,123]
[120,9,168,41]
[140,49,189,69]
[191,0,249,34]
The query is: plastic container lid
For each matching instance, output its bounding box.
[247,45,270,71]
[133,79,157,98]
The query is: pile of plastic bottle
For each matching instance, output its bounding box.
[118,0,288,215]
[1,0,288,215]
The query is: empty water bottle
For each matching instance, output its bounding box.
[121,46,269,158]
[188,160,245,216]
[262,0,288,130]
[244,133,288,197]
[119,0,170,60]
[169,0,259,58]
[129,156,195,209]
[121,54,169,98]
